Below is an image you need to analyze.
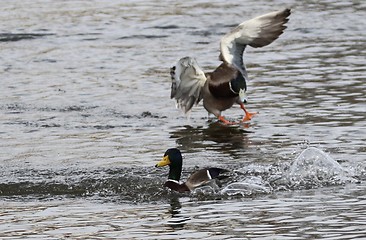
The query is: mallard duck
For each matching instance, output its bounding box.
[155,148,228,192]
[170,9,291,124]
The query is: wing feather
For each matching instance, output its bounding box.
[220,8,291,73]
[170,57,207,113]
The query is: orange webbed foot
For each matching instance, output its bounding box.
[239,102,257,122]
[242,111,257,122]
[218,116,237,125]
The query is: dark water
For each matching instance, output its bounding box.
[1,0,366,239]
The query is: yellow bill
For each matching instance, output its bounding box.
[155,155,171,167]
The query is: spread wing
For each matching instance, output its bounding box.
[220,8,291,74]
[170,57,207,113]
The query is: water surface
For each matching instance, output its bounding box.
[1,0,365,239]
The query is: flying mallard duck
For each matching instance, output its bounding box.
[155,148,228,192]
[170,9,291,124]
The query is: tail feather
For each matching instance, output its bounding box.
[170,57,207,113]
[208,168,230,180]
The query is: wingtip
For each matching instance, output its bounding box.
[282,8,291,19]
[279,8,291,18]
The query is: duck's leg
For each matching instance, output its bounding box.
[239,102,257,122]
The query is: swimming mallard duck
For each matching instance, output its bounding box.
[170,9,291,124]
[155,148,228,192]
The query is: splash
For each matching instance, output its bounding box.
[0,148,361,202]
[221,176,272,196]
[212,147,358,198]
[288,147,354,188]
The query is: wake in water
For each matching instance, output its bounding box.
[195,147,361,199]
[0,147,364,202]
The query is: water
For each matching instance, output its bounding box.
[1,0,365,239]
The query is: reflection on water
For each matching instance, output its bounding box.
[1,0,366,239]
[170,123,251,154]
[166,196,190,230]
[1,183,366,239]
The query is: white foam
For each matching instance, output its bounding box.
[288,147,353,187]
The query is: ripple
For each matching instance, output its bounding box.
[0,33,54,42]
[0,148,364,203]
[1,0,366,238]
